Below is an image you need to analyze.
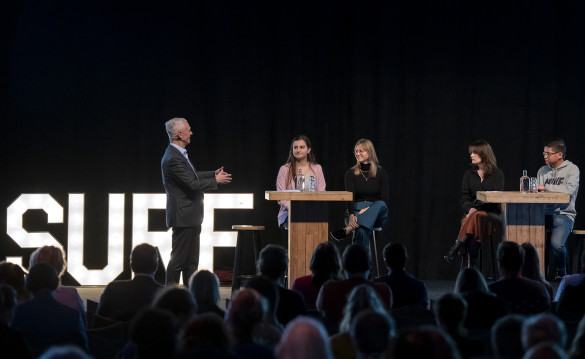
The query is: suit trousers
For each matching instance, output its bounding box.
[166,225,201,285]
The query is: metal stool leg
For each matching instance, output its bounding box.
[371,230,380,277]
[232,230,243,293]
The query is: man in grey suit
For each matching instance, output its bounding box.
[161,118,232,285]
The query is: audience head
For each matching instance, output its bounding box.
[394,326,461,359]
[188,269,221,313]
[0,261,28,301]
[433,293,467,331]
[152,286,197,326]
[130,308,177,359]
[454,267,490,294]
[520,242,546,281]
[350,309,395,359]
[38,345,93,359]
[26,263,59,294]
[275,317,333,359]
[130,243,158,275]
[339,284,388,333]
[29,245,67,278]
[523,342,567,359]
[492,314,526,359]
[343,243,371,277]
[568,314,585,359]
[225,288,265,342]
[310,242,342,287]
[257,244,288,283]
[383,242,407,271]
[179,313,232,354]
[243,276,279,318]
[0,284,17,325]
[497,241,525,275]
[522,313,567,352]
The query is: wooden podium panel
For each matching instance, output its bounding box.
[476,191,569,274]
[265,191,352,287]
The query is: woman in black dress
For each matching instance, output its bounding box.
[444,140,504,267]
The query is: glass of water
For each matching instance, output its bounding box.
[309,176,317,192]
[530,177,538,193]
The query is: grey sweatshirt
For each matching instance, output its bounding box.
[537,160,580,221]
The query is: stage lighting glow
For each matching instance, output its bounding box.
[6,257,23,268]
[132,193,171,266]
[200,193,254,271]
[66,194,125,285]
[6,194,63,247]
[5,192,254,285]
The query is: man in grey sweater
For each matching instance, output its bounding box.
[537,138,580,279]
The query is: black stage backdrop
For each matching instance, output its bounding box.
[2,0,585,283]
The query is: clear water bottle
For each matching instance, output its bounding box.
[295,169,305,191]
[520,170,530,193]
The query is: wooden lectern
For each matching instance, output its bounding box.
[476,191,570,274]
[265,191,353,287]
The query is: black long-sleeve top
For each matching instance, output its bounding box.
[460,168,504,215]
[345,163,389,211]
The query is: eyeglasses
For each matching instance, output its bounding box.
[543,151,559,157]
[354,150,367,155]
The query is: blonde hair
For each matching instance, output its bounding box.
[351,139,379,178]
[29,245,67,278]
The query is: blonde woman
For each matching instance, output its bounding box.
[330,139,389,246]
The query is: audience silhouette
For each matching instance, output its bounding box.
[97,243,164,322]
[3,237,579,359]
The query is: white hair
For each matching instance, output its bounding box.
[276,317,333,359]
[165,117,187,141]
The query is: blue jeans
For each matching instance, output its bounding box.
[546,214,574,275]
[352,201,388,247]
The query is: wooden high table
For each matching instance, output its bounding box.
[265,191,353,287]
[476,191,570,274]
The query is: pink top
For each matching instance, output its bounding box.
[276,163,326,226]
[55,285,85,314]
[291,275,320,310]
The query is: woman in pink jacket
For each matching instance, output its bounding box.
[276,135,326,228]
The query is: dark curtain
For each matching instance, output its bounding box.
[2,0,584,281]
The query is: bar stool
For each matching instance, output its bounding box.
[569,229,585,274]
[460,235,497,279]
[478,235,497,280]
[231,225,264,293]
[371,228,383,277]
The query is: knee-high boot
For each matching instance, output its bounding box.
[443,239,466,264]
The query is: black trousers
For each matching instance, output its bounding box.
[166,225,201,285]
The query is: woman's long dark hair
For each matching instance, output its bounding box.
[310,242,343,289]
[284,135,317,184]
[468,140,498,177]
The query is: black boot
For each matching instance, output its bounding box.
[329,228,347,242]
[443,239,465,264]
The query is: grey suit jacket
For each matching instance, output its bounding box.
[161,144,217,227]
